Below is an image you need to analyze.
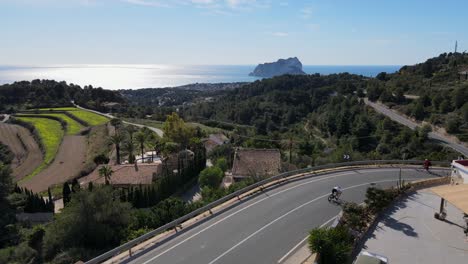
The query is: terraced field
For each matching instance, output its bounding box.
[35,113,84,135]
[0,123,43,181]
[67,109,109,126]
[15,116,64,182]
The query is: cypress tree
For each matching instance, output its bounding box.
[71,178,80,193]
[88,182,93,191]
[63,182,71,206]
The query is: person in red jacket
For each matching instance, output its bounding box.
[423,159,432,171]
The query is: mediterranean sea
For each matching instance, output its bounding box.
[0,64,401,90]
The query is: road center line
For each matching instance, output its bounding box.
[140,171,356,264]
[207,178,420,264]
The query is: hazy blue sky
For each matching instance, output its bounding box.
[1,0,467,65]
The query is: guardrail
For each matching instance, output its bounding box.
[85,159,450,264]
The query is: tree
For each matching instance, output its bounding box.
[62,182,71,206]
[215,158,228,173]
[123,138,136,164]
[71,178,80,193]
[110,118,122,129]
[412,102,425,120]
[98,165,113,185]
[0,163,15,247]
[109,133,123,164]
[43,187,132,261]
[135,131,147,162]
[93,153,109,165]
[163,113,195,147]
[198,167,224,188]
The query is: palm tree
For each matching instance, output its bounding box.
[98,165,113,185]
[123,138,136,164]
[109,133,124,164]
[126,125,137,140]
[135,131,147,162]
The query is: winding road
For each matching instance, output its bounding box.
[364,99,468,156]
[73,105,164,137]
[125,167,446,264]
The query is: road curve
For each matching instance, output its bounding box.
[126,167,446,264]
[73,104,164,137]
[364,99,468,156]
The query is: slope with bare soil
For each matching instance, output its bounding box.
[21,135,87,192]
[0,123,43,181]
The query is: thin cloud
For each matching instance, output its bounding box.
[300,6,313,19]
[271,32,289,37]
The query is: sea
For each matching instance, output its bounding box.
[0,64,401,90]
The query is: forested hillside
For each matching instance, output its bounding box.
[182,72,457,166]
[0,80,126,112]
[367,52,468,141]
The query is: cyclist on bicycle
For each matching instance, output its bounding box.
[331,186,342,200]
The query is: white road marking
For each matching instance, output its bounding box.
[207,178,420,264]
[276,215,338,263]
[140,171,355,264]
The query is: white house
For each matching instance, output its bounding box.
[451,159,468,184]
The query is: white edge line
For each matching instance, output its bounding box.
[140,172,354,264]
[277,214,338,263]
[207,178,421,264]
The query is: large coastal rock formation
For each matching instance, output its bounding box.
[249,57,306,78]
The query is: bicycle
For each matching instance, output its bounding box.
[327,192,341,202]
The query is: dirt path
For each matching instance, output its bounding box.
[0,123,43,181]
[22,135,87,192]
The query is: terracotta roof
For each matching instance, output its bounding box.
[80,163,162,186]
[231,148,281,179]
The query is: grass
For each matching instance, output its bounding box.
[35,113,84,135]
[16,117,65,182]
[122,118,225,134]
[67,110,109,126]
[38,107,79,111]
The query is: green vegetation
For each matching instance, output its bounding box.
[0,79,125,112]
[35,113,84,135]
[308,226,353,264]
[199,166,224,188]
[67,110,109,126]
[15,117,64,182]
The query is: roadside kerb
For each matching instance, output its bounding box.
[86,160,449,264]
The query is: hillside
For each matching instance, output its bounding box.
[0,79,126,112]
[367,52,468,142]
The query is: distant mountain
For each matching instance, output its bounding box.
[249,57,306,78]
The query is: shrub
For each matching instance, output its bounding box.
[215,158,228,172]
[341,202,369,233]
[364,187,397,213]
[308,226,353,264]
[198,166,224,188]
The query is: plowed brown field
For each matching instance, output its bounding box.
[21,135,87,192]
[0,123,43,181]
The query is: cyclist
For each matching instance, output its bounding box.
[423,159,432,171]
[331,186,342,200]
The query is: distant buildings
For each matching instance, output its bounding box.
[231,148,281,180]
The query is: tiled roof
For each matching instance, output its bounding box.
[80,163,162,186]
[232,148,281,179]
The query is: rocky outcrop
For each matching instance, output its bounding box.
[249,57,306,78]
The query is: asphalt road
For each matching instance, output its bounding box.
[73,104,164,137]
[127,167,446,264]
[364,99,468,156]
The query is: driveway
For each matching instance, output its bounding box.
[360,190,468,264]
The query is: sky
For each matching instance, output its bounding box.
[0,0,467,66]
